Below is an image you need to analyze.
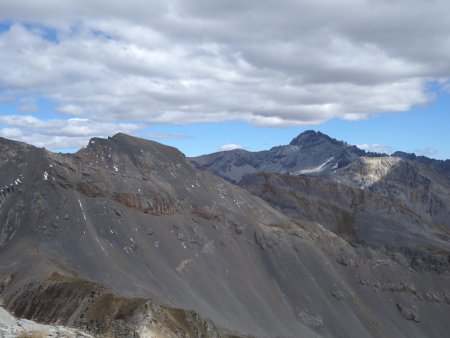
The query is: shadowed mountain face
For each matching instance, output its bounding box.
[190,130,382,183]
[1,134,450,338]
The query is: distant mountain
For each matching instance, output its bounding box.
[1,134,450,337]
[190,130,384,183]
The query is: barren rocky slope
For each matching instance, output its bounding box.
[0,134,449,337]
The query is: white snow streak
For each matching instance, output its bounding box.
[77,198,87,221]
[95,237,107,253]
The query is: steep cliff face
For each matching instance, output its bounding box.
[1,134,450,338]
[190,130,379,183]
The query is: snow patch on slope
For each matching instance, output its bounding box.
[296,157,334,175]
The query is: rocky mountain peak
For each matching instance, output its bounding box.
[110,132,154,146]
[289,130,343,147]
[78,133,188,170]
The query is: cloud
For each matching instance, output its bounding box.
[0,115,141,150]
[415,147,438,157]
[148,132,192,139]
[0,127,23,139]
[219,144,243,151]
[356,143,393,154]
[0,0,449,149]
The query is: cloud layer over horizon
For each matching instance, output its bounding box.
[1,0,449,149]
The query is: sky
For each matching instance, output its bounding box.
[0,0,449,159]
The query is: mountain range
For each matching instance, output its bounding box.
[0,131,449,337]
[190,131,384,183]
[191,130,449,183]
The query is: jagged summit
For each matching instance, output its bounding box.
[289,130,343,147]
[111,132,136,141]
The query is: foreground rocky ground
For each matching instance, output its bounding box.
[0,306,92,337]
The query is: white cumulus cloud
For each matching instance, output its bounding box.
[219,144,244,151]
[356,143,394,154]
[0,115,141,150]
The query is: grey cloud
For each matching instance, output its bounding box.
[0,0,449,142]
